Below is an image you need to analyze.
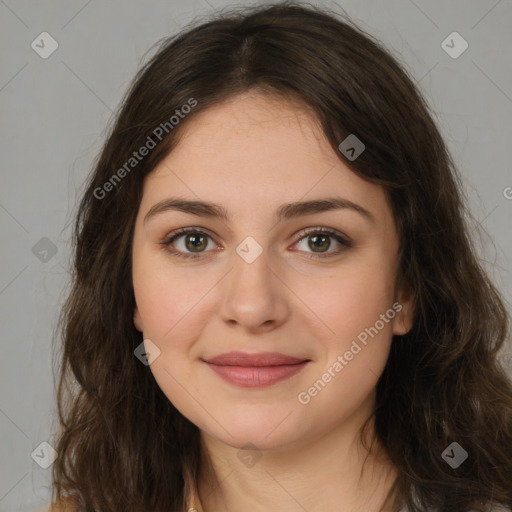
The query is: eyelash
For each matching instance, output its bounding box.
[159,227,352,260]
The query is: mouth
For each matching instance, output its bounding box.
[201,351,311,388]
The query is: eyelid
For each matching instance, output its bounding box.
[291,226,351,244]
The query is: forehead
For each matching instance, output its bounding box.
[140,91,392,227]
[168,90,328,176]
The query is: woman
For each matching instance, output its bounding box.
[48,2,512,511]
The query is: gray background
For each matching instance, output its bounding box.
[1,0,511,510]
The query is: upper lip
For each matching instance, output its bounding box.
[203,351,310,367]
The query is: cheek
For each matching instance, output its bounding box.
[133,263,212,417]
[291,257,397,343]
[290,257,397,412]
[132,250,216,342]
[148,354,208,429]
[296,287,394,426]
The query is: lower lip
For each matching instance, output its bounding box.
[204,361,309,388]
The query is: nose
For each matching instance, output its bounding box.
[218,244,290,333]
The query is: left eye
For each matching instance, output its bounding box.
[291,228,352,258]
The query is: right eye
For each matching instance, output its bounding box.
[160,228,221,259]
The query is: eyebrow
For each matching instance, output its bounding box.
[143,196,375,225]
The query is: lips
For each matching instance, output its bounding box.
[204,351,309,366]
[202,351,310,388]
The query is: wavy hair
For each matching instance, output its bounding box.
[50,2,512,511]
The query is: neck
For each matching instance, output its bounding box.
[193,399,397,512]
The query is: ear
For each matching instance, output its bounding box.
[392,282,415,336]
[133,306,144,332]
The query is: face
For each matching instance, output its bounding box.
[131,91,414,451]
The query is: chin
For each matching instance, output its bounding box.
[200,408,307,452]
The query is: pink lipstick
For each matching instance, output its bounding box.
[202,351,310,388]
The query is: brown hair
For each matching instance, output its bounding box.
[50,2,512,511]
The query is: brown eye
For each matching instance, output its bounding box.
[292,228,352,259]
[183,232,208,252]
[161,228,219,259]
[308,234,331,252]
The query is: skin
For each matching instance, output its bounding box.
[132,90,415,512]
